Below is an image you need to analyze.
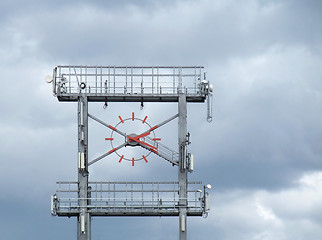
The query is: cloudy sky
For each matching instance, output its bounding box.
[1,0,322,239]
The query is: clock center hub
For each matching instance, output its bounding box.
[127,133,139,146]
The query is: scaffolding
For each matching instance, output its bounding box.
[49,65,213,240]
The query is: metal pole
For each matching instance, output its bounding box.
[178,94,188,240]
[78,95,91,240]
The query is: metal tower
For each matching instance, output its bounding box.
[50,66,213,240]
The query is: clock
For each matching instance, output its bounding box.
[105,112,161,166]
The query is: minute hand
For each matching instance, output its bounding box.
[128,136,157,150]
[133,131,151,139]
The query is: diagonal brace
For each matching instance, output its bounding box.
[88,142,127,166]
[139,113,179,136]
[88,113,127,137]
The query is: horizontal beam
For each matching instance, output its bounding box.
[57,94,206,102]
[57,189,200,193]
[56,181,202,184]
[57,65,204,69]
[56,210,203,217]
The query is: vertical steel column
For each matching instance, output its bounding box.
[178,94,188,240]
[78,95,91,240]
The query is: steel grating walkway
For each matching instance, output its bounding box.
[53,66,208,102]
[52,181,206,217]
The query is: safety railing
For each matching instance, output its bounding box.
[53,66,205,98]
[142,136,179,165]
[52,181,205,217]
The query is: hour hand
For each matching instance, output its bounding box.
[133,131,151,139]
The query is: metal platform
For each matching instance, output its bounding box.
[51,181,209,217]
[49,65,213,240]
[52,66,208,102]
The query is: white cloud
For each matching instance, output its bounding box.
[202,171,322,240]
[299,171,322,189]
[255,199,280,224]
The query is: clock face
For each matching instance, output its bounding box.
[105,112,160,166]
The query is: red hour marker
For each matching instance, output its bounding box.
[108,125,116,131]
[132,112,134,121]
[118,115,124,123]
[142,155,148,163]
[142,116,148,124]
[152,138,161,141]
[119,155,124,163]
[132,157,135,166]
[108,148,117,154]
[105,138,114,140]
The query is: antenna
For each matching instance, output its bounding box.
[45,75,53,83]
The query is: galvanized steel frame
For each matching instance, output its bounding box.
[50,65,211,240]
[53,66,207,102]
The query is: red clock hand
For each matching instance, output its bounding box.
[131,131,151,140]
[128,136,157,150]
[130,125,158,141]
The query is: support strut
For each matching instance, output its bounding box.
[178,94,188,240]
[78,96,91,240]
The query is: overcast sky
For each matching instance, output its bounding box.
[1,0,322,239]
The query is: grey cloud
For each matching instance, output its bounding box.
[1,0,322,239]
[18,0,319,66]
[190,46,322,190]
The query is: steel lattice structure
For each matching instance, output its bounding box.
[50,66,212,240]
